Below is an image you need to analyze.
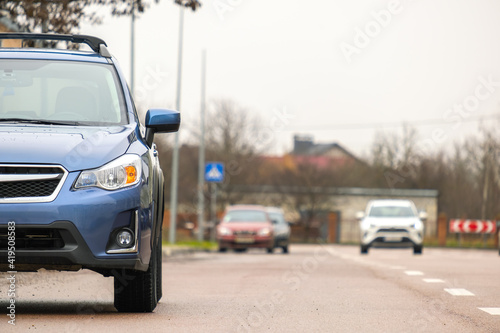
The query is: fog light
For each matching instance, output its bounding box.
[116,229,133,248]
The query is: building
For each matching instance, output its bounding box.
[291,134,360,169]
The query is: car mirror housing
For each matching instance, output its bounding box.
[418,211,428,221]
[355,211,365,220]
[145,109,180,147]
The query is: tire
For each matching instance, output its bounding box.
[218,247,227,253]
[360,245,369,254]
[114,240,160,313]
[156,232,163,302]
[267,247,274,254]
[282,246,289,254]
[413,245,423,255]
[156,184,165,302]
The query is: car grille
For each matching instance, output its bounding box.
[0,228,65,250]
[378,228,409,233]
[0,165,67,203]
[234,230,256,236]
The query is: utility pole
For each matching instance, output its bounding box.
[169,5,184,244]
[169,0,202,244]
[197,49,207,242]
[130,0,135,95]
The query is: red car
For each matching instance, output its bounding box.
[217,205,274,253]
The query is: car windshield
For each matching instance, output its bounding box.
[368,206,416,218]
[0,59,127,125]
[268,212,286,224]
[223,210,268,223]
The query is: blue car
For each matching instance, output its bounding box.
[0,33,180,312]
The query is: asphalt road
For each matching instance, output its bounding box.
[1,245,500,332]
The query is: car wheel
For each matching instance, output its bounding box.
[360,245,369,254]
[218,247,227,253]
[155,231,163,302]
[114,239,160,312]
[267,247,274,254]
[234,248,247,253]
[413,245,423,255]
[282,246,289,254]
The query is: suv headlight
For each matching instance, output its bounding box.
[360,220,371,231]
[74,154,142,190]
[413,220,424,230]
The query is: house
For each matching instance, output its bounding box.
[290,134,360,169]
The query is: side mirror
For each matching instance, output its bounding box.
[145,109,180,147]
[355,211,365,220]
[418,211,428,221]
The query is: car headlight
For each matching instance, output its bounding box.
[360,221,371,231]
[74,154,142,190]
[258,227,271,236]
[218,226,232,236]
[413,220,424,230]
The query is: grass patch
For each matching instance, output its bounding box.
[163,240,218,251]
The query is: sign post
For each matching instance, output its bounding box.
[205,162,224,242]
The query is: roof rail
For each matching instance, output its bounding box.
[0,33,111,58]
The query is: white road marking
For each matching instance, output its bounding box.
[478,308,500,315]
[423,278,445,283]
[444,288,475,296]
[404,270,424,276]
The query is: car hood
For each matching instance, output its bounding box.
[0,125,136,172]
[362,217,422,228]
[221,222,272,231]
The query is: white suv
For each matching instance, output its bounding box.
[358,200,425,255]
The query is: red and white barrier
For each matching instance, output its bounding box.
[449,219,497,234]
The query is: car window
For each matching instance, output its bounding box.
[223,210,268,223]
[368,206,416,218]
[0,59,127,125]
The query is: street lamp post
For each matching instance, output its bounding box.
[169,0,202,244]
[169,5,184,244]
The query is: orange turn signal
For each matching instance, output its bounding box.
[124,166,137,184]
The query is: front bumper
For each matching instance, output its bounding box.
[217,235,273,249]
[274,234,290,247]
[361,227,423,247]
[0,172,152,273]
[0,221,148,273]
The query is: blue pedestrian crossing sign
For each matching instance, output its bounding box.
[205,162,224,183]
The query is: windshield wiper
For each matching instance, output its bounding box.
[0,118,82,126]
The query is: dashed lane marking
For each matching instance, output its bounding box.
[423,278,445,283]
[444,288,475,296]
[478,308,500,315]
[404,270,424,276]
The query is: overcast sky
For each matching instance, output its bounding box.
[81,0,500,158]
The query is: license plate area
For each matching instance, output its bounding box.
[384,236,402,242]
[235,237,255,244]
